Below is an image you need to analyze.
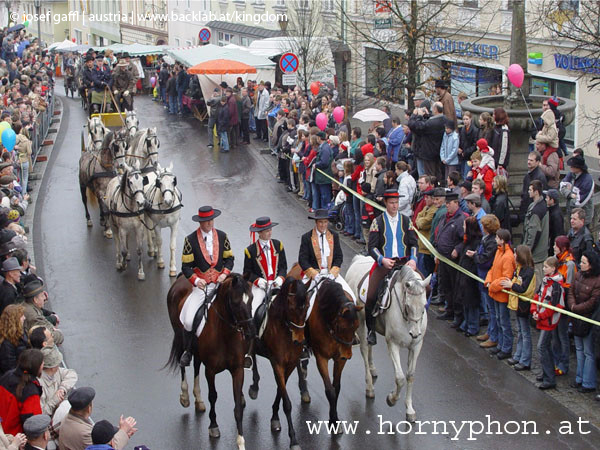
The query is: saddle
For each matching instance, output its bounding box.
[190,288,218,335]
[373,261,407,317]
[254,286,280,338]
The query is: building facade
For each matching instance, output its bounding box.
[88,0,120,45]
[17,0,69,44]
[120,0,168,45]
[68,0,91,45]
[167,0,210,47]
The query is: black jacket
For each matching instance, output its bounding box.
[81,66,94,89]
[216,104,230,133]
[0,280,21,315]
[158,68,169,86]
[368,213,417,264]
[519,166,548,221]
[181,229,234,284]
[298,229,343,272]
[243,240,287,284]
[0,332,27,375]
[490,192,511,232]
[456,238,482,307]
[510,266,535,318]
[458,123,479,162]
[474,234,497,274]
[434,210,466,257]
[407,114,445,161]
[568,226,594,266]
[548,204,565,254]
[166,76,177,96]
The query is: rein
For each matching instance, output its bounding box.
[144,170,183,216]
[108,170,145,218]
[327,300,355,346]
[210,286,253,336]
[388,268,425,324]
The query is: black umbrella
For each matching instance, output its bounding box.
[7,24,24,33]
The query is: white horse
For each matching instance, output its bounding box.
[143,163,182,277]
[125,110,139,135]
[346,255,430,422]
[117,127,160,173]
[85,116,107,152]
[106,162,148,280]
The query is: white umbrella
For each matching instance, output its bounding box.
[352,108,389,122]
[55,39,77,51]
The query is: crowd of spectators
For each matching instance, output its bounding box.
[0,28,139,450]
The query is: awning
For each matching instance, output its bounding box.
[188,59,257,75]
[92,43,168,56]
[165,44,275,69]
[205,21,283,40]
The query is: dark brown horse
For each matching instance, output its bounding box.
[247,277,308,450]
[166,273,255,450]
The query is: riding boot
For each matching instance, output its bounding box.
[365,299,377,346]
[179,330,195,367]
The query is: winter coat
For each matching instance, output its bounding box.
[567,271,600,337]
[59,411,129,450]
[557,250,577,289]
[456,238,482,307]
[314,143,333,185]
[539,149,560,189]
[166,76,176,96]
[472,165,495,200]
[535,109,559,148]
[485,244,516,303]
[548,204,565,253]
[440,131,459,166]
[568,226,594,266]
[0,368,42,434]
[302,147,318,182]
[415,204,438,255]
[255,88,270,119]
[458,123,479,162]
[407,113,445,161]
[474,233,497,276]
[489,124,510,167]
[509,265,535,318]
[241,95,252,119]
[519,166,548,220]
[532,273,565,331]
[434,209,466,257]
[39,365,78,416]
[15,134,32,165]
[523,197,549,264]
[216,104,229,133]
[560,171,594,210]
[0,333,27,375]
[386,125,405,163]
[438,90,457,124]
[396,171,416,217]
[227,95,239,126]
[23,302,63,346]
[490,192,511,232]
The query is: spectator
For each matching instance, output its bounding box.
[0,349,43,434]
[408,101,445,181]
[205,88,221,148]
[342,160,355,237]
[304,135,319,214]
[240,87,251,144]
[456,92,468,119]
[395,161,415,217]
[532,256,565,390]
[165,69,177,115]
[349,127,362,158]
[313,131,333,210]
[464,190,486,224]
[427,188,448,306]
[225,88,239,149]
[536,140,560,189]
[88,419,122,450]
[485,228,515,360]
[523,180,549,287]
[458,180,472,214]
[28,326,53,350]
[22,277,63,346]
[470,140,495,200]
[567,250,600,393]
[502,245,536,371]
[458,111,478,178]
[386,116,404,168]
[560,154,594,225]
[490,175,510,233]
[553,235,576,377]
[456,216,482,336]
[158,63,169,107]
[567,207,593,267]
[0,421,25,450]
[440,119,459,178]
[22,414,51,450]
[59,387,136,450]
[415,187,437,278]
[216,96,230,153]
[14,123,32,195]
[478,111,494,144]
[435,79,456,124]
[372,157,387,201]
[546,189,564,256]
[471,179,491,213]
[412,175,434,226]
[520,151,548,221]
[490,107,510,169]
[39,345,77,418]
[0,304,27,375]
[535,107,559,157]
[254,81,270,142]
[0,257,22,314]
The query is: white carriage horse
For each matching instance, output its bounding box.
[143,163,182,277]
[125,110,139,135]
[85,116,107,152]
[115,127,160,174]
[346,255,431,422]
[106,162,148,280]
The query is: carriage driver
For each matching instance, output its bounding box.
[365,190,418,346]
[298,209,355,301]
[89,53,113,116]
[112,52,137,112]
[243,217,288,315]
[179,206,234,367]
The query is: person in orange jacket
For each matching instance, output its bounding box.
[484,228,515,360]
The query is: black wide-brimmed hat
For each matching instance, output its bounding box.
[23,278,44,299]
[435,79,447,89]
[249,216,278,232]
[567,155,587,171]
[308,209,329,220]
[383,189,402,199]
[122,52,131,58]
[192,206,221,222]
[84,54,94,62]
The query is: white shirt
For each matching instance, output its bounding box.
[201,230,213,261]
[318,232,330,269]
[259,239,274,277]
[385,211,400,258]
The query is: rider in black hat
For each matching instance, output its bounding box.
[365,190,418,345]
[179,206,234,367]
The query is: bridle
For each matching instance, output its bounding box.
[144,169,183,215]
[109,169,146,217]
[327,300,356,347]
[280,285,307,332]
[388,268,426,325]
[209,284,254,338]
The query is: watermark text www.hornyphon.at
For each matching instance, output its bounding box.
[306,415,593,441]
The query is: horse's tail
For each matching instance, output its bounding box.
[86,187,97,207]
[164,327,184,372]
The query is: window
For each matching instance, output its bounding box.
[186,40,193,46]
[323,0,335,11]
[463,0,478,8]
[531,76,576,145]
[218,32,233,46]
[275,0,286,5]
[175,37,181,46]
[75,29,82,44]
[365,47,406,105]
[240,36,254,46]
[441,61,502,99]
[559,0,579,14]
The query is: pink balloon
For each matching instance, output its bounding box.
[332,106,344,124]
[316,112,328,131]
[507,64,524,89]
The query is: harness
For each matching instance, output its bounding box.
[108,169,145,218]
[327,300,355,346]
[208,285,253,337]
[386,267,425,325]
[116,132,159,170]
[143,169,183,215]
[84,147,116,186]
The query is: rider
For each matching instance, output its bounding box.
[80,54,95,105]
[179,206,234,367]
[365,189,418,345]
[112,52,136,112]
[89,53,113,115]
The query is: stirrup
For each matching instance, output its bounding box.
[367,330,377,346]
[243,354,254,371]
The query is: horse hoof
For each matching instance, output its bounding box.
[366,388,375,399]
[195,401,206,413]
[386,393,396,407]
[126,253,131,261]
[301,391,311,404]
[104,230,113,239]
[86,220,93,227]
[169,270,177,277]
[208,427,220,438]
[406,412,416,423]
[157,262,165,269]
[138,273,145,281]
[271,419,281,432]
[248,386,258,400]
[147,251,155,257]
[116,263,123,271]
[179,395,190,408]
[290,445,302,450]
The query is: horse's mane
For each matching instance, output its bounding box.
[393,266,426,296]
[270,277,307,319]
[119,167,128,193]
[317,280,353,321]
[218,273,250,304]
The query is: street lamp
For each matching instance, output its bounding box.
[33,0,41,54]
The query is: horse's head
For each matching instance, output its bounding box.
[221,273,255,340]
[122,162,146,209]
[112,130,129,170]
[318,280,362,360]
[153,162,177,207]
[145,127,160,167]
[125,111,139,134]
[393,267,431,340]
[88,116,106,150]
[276,277,309,345]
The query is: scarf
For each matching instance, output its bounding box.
[542,145,556,165]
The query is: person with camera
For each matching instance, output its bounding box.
[408,102,446,183]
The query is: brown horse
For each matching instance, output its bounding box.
[247,278,308,450]
[306,279,362,429]
[166,273,255,450]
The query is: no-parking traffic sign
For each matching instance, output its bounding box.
[279,52,299,73]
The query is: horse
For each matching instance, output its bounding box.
[125,110,139,135]
[116,127,160,174]
[247,278,308,450]
[105,162,148,280]
[166,273,255,450]
[305,279,362,429]
[143,163,182,277]
[78,130,126,237]
[85,116,107,152]
[346,255,430,422]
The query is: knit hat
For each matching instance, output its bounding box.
[476,138,490,152]
[329,135,340,145]
[548,97,559,108]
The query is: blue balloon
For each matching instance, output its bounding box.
[2,129,16,152]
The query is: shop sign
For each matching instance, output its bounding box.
[374,18,392,29]
[429,37,499,60]
[553,53,600,74]
[528,52,543,65]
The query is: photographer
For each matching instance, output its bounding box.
[408,102,446,182]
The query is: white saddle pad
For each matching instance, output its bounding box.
[358,274,391,316]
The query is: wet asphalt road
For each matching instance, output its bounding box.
[32,90,600,450]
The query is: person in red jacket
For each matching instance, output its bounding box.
[531,256,565,390]
[0,349,43,434]
[302,135,319,213]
